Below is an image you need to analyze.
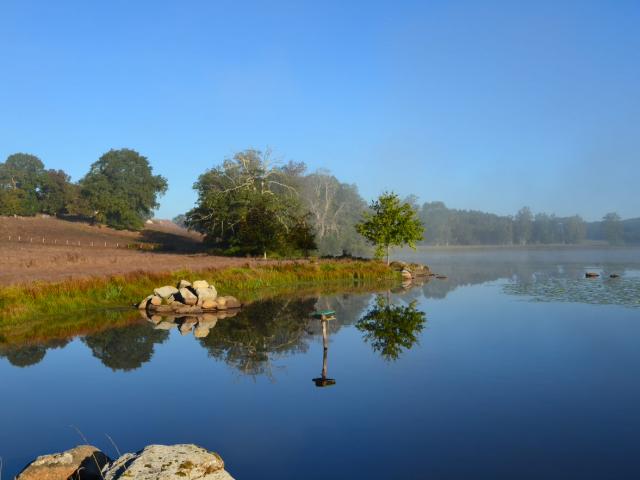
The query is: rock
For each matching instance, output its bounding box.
[194,325,211,338]
[179,287,198,305]
[179,319,197,335]
[154,285,179,299]
[174,305,203,315]
[401,269,413,280]
[17,445,110,480]
[216,296,227,306]
[197,285,218,299]
[150,304,175,313]
[150,295,162,306]
[389,260,408,271]
[138,294,154,310]
[166,295,177,304]
[177,279,192,289]
[198,315,219,328]
[223,296,241,309]
[585,272,600,278]
[154,321,176,330]
[610,273,620,278]
[202,299,217,309]
[103,444,234,480]
[435,274,448,280]
[192,279,210,289]
[149,314,163,324]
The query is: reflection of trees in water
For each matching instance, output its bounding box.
[0,339,69,367]
[198,297,319,377]
[82,325,169,371]
[356,295,426,361]
[420,260,638,305]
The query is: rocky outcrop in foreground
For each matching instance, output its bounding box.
[17,444,234,480]
[138,279,241,315]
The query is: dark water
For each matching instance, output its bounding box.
[1,248,640,479]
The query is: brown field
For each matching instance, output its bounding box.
[0,216,276,285]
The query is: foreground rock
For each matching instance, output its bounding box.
[18,444,234,480]
[17,444,110,480]
[104,444,234,479]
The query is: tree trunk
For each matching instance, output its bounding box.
[263,250,267,260]
[386,245,390,265]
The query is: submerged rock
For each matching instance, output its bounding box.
[585,272,600,278]
[103,444,234,480]
[17,445,110,480]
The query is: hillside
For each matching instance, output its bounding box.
[0,216,272,286]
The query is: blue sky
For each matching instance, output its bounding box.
[1,0,639,220]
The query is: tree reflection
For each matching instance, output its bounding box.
[82,324,169,371]
[0,339,69,368]
[356,295,426,361]
[198,297,318,377]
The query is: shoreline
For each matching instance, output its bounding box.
[0,259,399,326]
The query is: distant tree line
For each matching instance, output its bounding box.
[416,202,633,246]
[0,149,167,230]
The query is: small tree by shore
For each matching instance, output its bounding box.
[356,192,424,264]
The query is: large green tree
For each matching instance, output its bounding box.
[187,149,316,257]
[356,192,424,264]
[76,149,167,230]
[0,153,46,215]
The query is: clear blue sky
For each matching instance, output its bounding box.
[1,0,639,221]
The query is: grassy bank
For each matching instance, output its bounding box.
[0,260,398,327]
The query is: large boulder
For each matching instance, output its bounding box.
[196,286,218,305]
[177,279,192,289]
[138,294,154,310]
[192,279,210,289]
[179,287,198,306]
[17,445,110,480]
[103,444,234,480]
[154,286,179,299]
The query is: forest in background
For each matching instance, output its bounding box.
[1,150,638,257]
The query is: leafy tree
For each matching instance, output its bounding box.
[300,171,369,256]
[76,149,167,230]
[356,295,426,361]
[0,153,46,215]
[602,212,624,245]
[38,169,76,215]
[356,192,424,264]
[187,149,316,257]
[514,207,533,245]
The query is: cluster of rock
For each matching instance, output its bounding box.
[141,308,239,338]
[389,261,447,280]
[17,443,234,479]
[138,279,241,315]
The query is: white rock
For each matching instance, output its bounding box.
[154,285,179,299]
[103,444,234,480]
[179,287,198,305]
[192,280,209,289]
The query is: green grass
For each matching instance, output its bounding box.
[0,260,398,336]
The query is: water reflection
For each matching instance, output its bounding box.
[356,295,427,361]
[312,313,337,387]
[82,324,169,371]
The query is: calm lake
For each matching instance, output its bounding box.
[1,247,640,479]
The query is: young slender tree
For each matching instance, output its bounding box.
[356,192,424,264]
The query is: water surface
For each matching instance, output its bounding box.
[1,247,639,479]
